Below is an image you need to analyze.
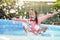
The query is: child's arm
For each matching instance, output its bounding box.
[16,19,28,23]
[38,12,58,25]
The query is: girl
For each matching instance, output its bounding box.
[16,9,58,34]
[23,9,47,34]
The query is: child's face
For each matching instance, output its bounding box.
[29,10,36,20]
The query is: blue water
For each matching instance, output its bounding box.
[0,19,60,40]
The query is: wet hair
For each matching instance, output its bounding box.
[28,9,38,24]
[34,11,38,24]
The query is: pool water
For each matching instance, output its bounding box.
[0,19,60,40]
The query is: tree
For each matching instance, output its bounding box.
[52,0,60,9]
[0,0,18,5]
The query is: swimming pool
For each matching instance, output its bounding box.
[0,19,60,40]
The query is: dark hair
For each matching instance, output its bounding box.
[35,11,38,24]
[28,9,38,24]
